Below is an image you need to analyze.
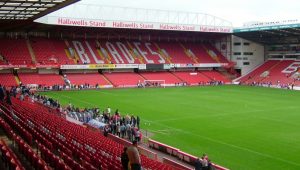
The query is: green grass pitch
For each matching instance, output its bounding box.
[41,85,300,170]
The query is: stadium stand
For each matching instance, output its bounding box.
[201,70,231,83]
[0,98,176,170]
[18,73,64,86]
[161,42,198,64]
[103,72,144,87]
[183,43,216,63]
[0,73,18,87]
[204,43,229,63]
[171,71,211,85]
[66,73,111,86]
[238,60,280,83]
[139,71,182,85]
[238,60,299,86]
[0,38,231,65]
[0,39,33,65]
[261,60,295,84]
[30,38,73,65]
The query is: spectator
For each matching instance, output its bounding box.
[194,158,203,170]
[135,129,141,143]
[5,90,12,105]
[136,116,140,130]
[120,123,126,138]
[121,147,129,170]
[0,84,4,102]
[127,140,141,170]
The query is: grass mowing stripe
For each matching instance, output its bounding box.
[142,118,300,167]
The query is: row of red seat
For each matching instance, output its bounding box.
[15,135,50,170]
[2,98,175,170]
[0,138,24,170]
[0,38,229,65]
[0,103,75,170]
[238,60,300,85]
[0,117,25,170]
[0,70,231,88]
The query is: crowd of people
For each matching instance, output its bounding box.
[198,80,225,86]
[245,81,295,90]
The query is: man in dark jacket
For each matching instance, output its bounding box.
[0,84,4,102]
[194,158,203,170]
[121,147,129,170]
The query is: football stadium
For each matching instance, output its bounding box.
[0,0,300,170]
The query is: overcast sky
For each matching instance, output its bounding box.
[54,0,300,27]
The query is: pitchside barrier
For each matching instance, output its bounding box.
[162,157,193,170]
[85,124,195,169]
[148,139,230,170]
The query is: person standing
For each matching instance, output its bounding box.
[136,116,140,130]
[0,84,4,102]
[121,147,129,170]
[5,90,12,105]
[127,141,141,170]
[194,158,203,170]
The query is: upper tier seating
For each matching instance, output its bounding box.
[184,43,216,63]
[0,39,32,65]
[204,44,229,63]
[66,73,110,86]
[18,73,64,86]
[158,42,194,64]
[103,72,144,87]
[0,38,229,65]
[0,73,17,87]
[30,38,73,65]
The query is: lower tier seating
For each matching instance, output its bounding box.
[0,73,18,87]
[18,73,64,86]
[66,73,110,86]
[172,71,211,85]
[103,72,144,87]
[139,72,181,84]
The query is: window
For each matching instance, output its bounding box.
[243,52,253,55]
[234,52,241,55]
[234,42,241,46]
[243,42,250,46]
[243,62,250,65]
[243,57,248,60]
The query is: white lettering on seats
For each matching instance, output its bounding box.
[116,42,134,64]
[72,41,90,64]
[145,42,165,64]
[85,41,104,64]
[106,42,124,64]
[133,42,154,64]
[282,62,300,73]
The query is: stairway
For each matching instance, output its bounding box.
[26,40,37,64]
[64,40,80,64]
[154,43,172,63]
[96,40,111,63]
[127,41,144,64]
[101,73,114,87]
[179,43,199,63]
